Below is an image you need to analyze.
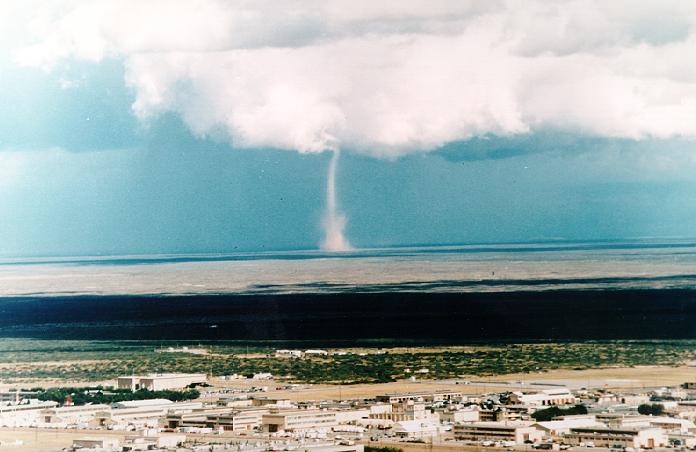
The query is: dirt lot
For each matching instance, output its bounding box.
[0,428,129,451]
[262,365,696,401]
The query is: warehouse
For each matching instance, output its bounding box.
[454,421,545,444]
[564,427,667,449]
[117,373,207,391]
[262,409,337,432]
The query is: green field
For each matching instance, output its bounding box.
[0,339,695,384]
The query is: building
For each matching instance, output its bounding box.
[619,416,696,434]
[509,389,576,407]
[335,408,371,424]
[0,391,39,403]
[72,437,120,450]
[117,373,206,391]
[205,408,268,431]
[370,401,433,422]
[275,349,304,358]
[439,406,480,423]
[564,427,667,449]
[111,398,174,409]
[454,421,545,444]
[250,396,293,407]
[0,400,59,427]
[533,418,606,436]
[262,409,337,432]
[123,433,186,450]
[166,408,240,429]
[478,405,528,422]
[375,391,462,404]
[392,420,439,439]
[40,404,110,425]
[96,401,202,428]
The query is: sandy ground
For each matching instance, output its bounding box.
[258,365,696,401]
[0,428,129,451]
[1,364,693,396]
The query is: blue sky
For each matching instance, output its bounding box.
[3,1,696,256]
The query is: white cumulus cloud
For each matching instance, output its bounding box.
[11,0,696,157]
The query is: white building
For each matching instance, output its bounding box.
[40,404,110,426]
[0,400,59,427]
[96,401,202,428]
[392,420,440,439]
[439,406,480,423]
[533,418,606,436]
[117,373,206,391]
[620,416,696,434]
[252,373,273,380]
[509,389,577,407]
[72,437,120,450]
[275,349,304,358]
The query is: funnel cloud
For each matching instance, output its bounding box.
[321,150,351,252]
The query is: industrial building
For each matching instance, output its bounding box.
[454,421,545,444]
[509,389,577,407]
[375,390,462,404]
[262,409,338,432]
[564,426,667,449]
[117,373,207,391]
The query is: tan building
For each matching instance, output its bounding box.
[454,422,545,444]
[262,409,337,432]
[564,427,667,449]
[117,373,206,391]
[370,401,432,422]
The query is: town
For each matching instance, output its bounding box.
[1,349,696,451]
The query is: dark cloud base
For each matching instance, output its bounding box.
[1,289,696,341]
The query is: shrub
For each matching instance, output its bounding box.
[531,404,588,422]
[638,403,664,416]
